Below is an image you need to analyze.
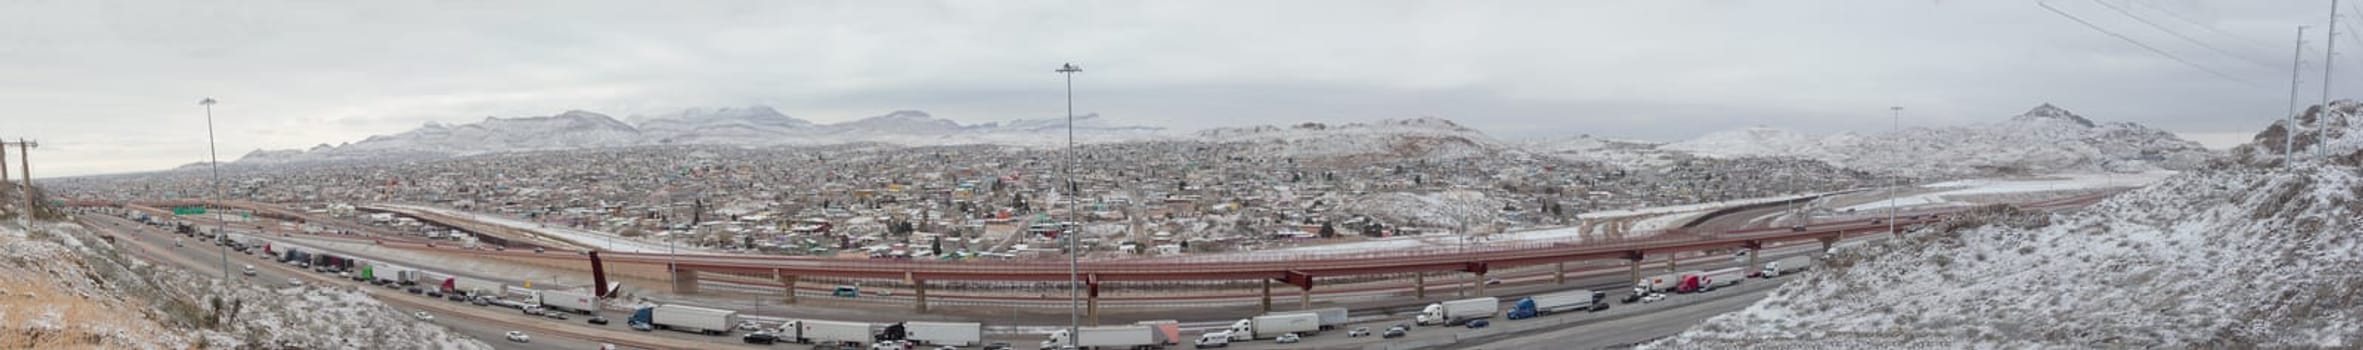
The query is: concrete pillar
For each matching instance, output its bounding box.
[1414,273,1426,299]
[1087,294,1100,326]
[1260,279,1273,313]
[1665,254,1678,272]
[1628,259,1642,288]
[1746,250,1760,276]
[1299,285,1312,310]
[778,274,799,304]
[670,268,700,294]
[913,278,928,313]
[1554,262,1566,285]
[1473,272,1488,296]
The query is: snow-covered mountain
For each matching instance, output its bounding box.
[1197,117,1507,161]
[1659,104,2213,178]
[1648,101,2363,348]
[235,107,1172,163]
[1661,126,1841,160]
[1521,135,1679,169]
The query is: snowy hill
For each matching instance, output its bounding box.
[1197,116,1507,161]
[1520,135,1679,169]
[636,106,816,144]
[1662,104,2212,178]
[1662,126,1839,159]
[1648,101,2363,348]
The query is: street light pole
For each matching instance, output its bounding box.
[1887,106,1901,236]
[201,98,230,282]
[1055,62,1082,340]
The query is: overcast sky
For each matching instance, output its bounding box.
[0,0,2343,177]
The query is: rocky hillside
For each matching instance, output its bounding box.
[1655,104,2214,179]
[1647,101,2363,348]
[0,183,490,349]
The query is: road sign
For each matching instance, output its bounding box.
[171,206,206,216]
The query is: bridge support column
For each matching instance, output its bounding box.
[1666,254,1678,272]
[777,274,798,304]
[669,267,700,294]
[1743,241,1764,278]
[1087,281,1100,326]
[1820,237,1837,255]
[1628,258,1643,289]
[1473,272,1488,296]
[1554,262,1566,285]
[1413,273,1426,299]
[913,278,928,313]
[1260,279,1273,313]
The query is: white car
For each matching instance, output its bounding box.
[1642,294,1668,303]
[286,278,304,287]
[1276,333,1301,344]
[1348,327,1370,337]
[737,320,764,331]
[412,312,433,321]
[241,265,256,276]
[504,331,530,343]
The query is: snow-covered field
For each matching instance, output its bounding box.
[1836,171,2173,212]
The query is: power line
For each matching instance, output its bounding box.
[2086,0,2279,67]
[2124,0,2277,49]
[2040,2,2270,88]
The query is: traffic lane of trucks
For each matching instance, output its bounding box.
[1455,276,1788,350]
[1209,271,1797,350]
[103,215,760,350]
[92,215,298,286]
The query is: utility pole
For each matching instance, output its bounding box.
[1888,106,1902,236]
[2290,25,2311,169]
[201,98,230,283]
[1,139,33,225]
[1055,62,1083,342]
[2325,0,2342,125]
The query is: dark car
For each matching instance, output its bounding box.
[446,293,468,302]
[587,316,610,325]
[1383,325,1408,339]
[742,332,778,344]
[406,286,423,294]
[425,291,443,298]
[1465,319,1491,329]
[983,343,1014,350]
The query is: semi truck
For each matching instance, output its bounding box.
[1681,268,1746,292]
[1506,290,1609,320]
[1415,297,1499,326]
[1042,326,1163,350]
[1290,307,1349,331]
[1223,312,1320,341]
[1760,256,1814,278]
[792,320,872,346]
[901,321,981,346]
[1134,320,1181,346]
[539,289,598,314]
[1638,271,1700,293]
[649,304,738,335]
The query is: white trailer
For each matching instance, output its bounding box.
[1226,312,1319,341]
[1416,297,1499,326]
[539,289,598,314]
[452,277,505,296]
[1043,326,1161,350]
[1639,271,1699,293]
[1761,256,1814,278]
[1287,307,1349,331]
[1530,290,1607,314]
[797,320,871,345]
[904,321,981,346]
[1699,267,1747,291]
[651,304,738,335]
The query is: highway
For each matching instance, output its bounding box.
[85,214,758,350]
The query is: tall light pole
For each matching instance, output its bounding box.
[2289,25,2310,170]
[1055,62,1082,341]
[1887,106,1901,236]
[201,98,230,282]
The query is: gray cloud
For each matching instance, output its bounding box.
[0,0,2334,176]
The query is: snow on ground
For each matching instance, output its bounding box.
[1836,171,2173,212]
[1577,192,1832,220]
[373,203,714,254]
[1650,104,2363,348]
